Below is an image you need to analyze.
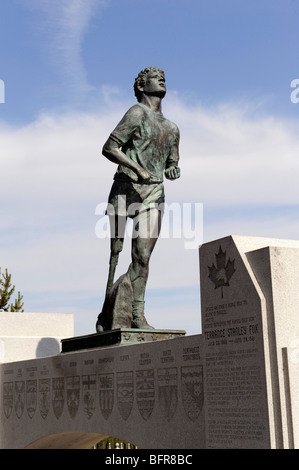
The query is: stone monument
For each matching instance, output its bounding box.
[96,67,181,333]
[200,235,299,449]
[1,234,299,448]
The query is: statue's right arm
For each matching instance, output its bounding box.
[102,105,150,181]
[102,137,129,166]
[102,137,150,181]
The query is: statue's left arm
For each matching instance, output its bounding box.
[165,124,181,180]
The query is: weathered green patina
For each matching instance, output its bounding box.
[96,67,181,332]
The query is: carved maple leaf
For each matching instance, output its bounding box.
[208,246,235,298]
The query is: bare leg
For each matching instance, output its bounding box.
[130,208,162,328]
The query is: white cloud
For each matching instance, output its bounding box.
[1,95,299,335]
[164,95,299,206]
[23,0,107,98]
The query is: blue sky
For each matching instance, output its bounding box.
[1,0,299,337]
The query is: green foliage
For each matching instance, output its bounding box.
[94,436,138,449]
[0,268,24,312]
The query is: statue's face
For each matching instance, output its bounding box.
[142,70,166,96]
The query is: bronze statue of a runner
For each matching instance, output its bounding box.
[96,67,180,332]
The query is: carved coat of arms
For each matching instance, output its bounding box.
[14,381,25,419]
[99,373,114,420]
[39,378,50,419]
[136,369,155,421]
[3,382,13,419]
[117,371,134,421]
[181,365,204,422]
[26,379,37,419]
[158,367,178,421]
[66,376,80,419]
[82,375,96,419]
[52,377,65,419]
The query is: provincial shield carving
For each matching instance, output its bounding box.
[82,375,96,419]
[14,381,25,419]
[26,379,37,419]
[158,367,178,421]
[52,377,65,419]
[3,382,13,419]
[136,369,155,421]
[99,373,114,420]
[181,365,204,421]
[39,378,50,419]
[66,376,80,419]
[117,371,133,421]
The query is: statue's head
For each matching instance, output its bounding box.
[134,67,165,102]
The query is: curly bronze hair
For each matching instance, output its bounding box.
[133,67,165,102]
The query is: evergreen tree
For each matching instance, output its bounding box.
[0,268,24,312]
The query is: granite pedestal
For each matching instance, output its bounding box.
[61,329,186,353]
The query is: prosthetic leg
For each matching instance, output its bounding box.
[96,215,127,332]
[105,239,123,297]
[105,215,127,297]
